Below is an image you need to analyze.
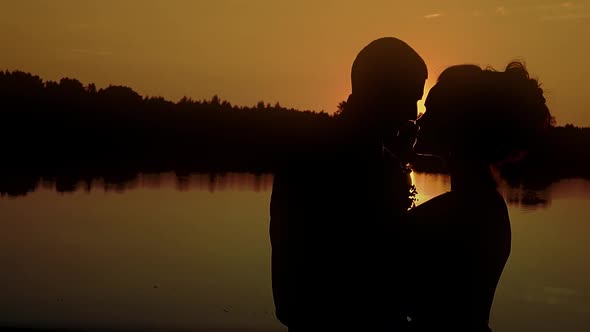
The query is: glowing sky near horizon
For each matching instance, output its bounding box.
[1,0,589,125]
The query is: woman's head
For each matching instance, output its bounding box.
[417,61,552,165]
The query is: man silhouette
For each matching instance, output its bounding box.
[270,37,427,330]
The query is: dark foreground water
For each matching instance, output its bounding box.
[1,172,589,331]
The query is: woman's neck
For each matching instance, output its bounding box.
[450,157,497,192]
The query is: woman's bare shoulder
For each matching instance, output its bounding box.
[408,191,456,218]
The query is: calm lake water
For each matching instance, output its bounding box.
[1,172,589,331]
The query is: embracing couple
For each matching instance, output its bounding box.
[269,37,552,331]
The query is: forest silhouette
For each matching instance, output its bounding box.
[0,70,588,198]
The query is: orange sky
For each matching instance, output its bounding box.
[2,0,589,125]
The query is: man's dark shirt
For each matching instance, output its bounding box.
[269,117,413,329]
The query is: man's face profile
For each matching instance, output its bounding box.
[373,76,426,133]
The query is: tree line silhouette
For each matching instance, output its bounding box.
[0,69,588,196]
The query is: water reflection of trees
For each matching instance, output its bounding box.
[0,170,575,211]
[411,172,552,209]
[1,173,274,197]
[500,185,551,210]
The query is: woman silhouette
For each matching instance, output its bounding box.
[404,62,552,331]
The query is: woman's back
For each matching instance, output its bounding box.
[404,188,511,331]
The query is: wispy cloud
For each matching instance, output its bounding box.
[562,1,575,9]
[535,1,589,21]
[496,6,509,15]
[535,1,585,11]
[423,2,587,20]
[423,13,443,19]
[70,49,113,56]
[537,1,584,10]
[540,13,590,20]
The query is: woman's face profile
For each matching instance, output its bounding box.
[414,98,453,158]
